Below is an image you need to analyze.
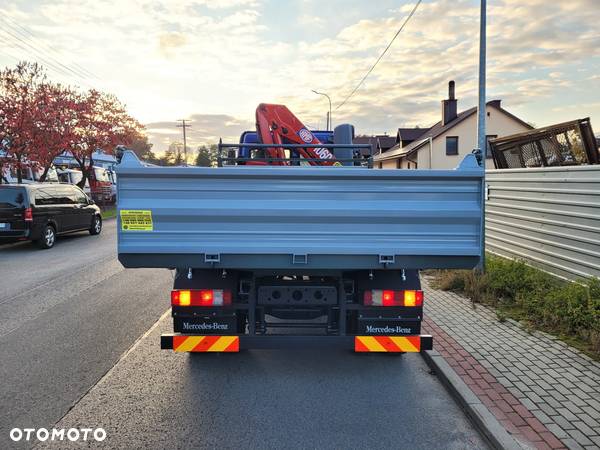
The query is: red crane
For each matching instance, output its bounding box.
[255,103,342,166]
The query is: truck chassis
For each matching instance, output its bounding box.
[160,268,433,353]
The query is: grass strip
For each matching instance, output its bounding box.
[428,255,600,360]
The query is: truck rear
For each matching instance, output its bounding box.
[116,136,484,353]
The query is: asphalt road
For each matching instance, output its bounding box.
[1,221,488,449]
[0,220,171,450]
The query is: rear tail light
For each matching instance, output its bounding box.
[363,290,423,307]
[171,289,232,307]
[23,207,33,222]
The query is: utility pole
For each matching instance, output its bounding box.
[312,90,332,131]
[477,0,487,272]
[477,0,487,159]
[176,119,192,165]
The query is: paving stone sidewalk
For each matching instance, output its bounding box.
[421,276,600,450]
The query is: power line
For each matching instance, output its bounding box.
[335,0,423,111]
[0,19,95,87]
[0,36,75,81]
[0,14,93,80]
[0,33,90,86]
[0,31,91,87]
[0,15,100,80]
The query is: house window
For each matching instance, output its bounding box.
[396,159,402,169]
[485,135,497,159]
[446,136,459,155]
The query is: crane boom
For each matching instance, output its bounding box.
[255,103,341,166]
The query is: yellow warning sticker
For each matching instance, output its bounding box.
[120,210,153,231]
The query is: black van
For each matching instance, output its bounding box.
[0,183,102,249]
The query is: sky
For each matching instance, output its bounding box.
[0,0,599,153]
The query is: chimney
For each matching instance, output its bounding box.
[442,80,458,126]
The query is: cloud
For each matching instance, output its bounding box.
[297,14,325,29]
[1,0,598,142]
[274,0,600,131]
[551,101,600,112]
[194,0,261,9]
[158,32,187,57]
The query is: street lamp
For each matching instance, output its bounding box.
[311,90,332,131]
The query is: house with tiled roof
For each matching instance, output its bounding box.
[374,81,533,169]
[396,127,428,148]
[353,134,397,157]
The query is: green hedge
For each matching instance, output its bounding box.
[431,255,600,357]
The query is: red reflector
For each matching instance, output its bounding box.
[416,290,424,306]
[23,207,33,222]
[171,289,232,307]
[363,289,424,307]
[382,290,396,306]
[199,290,213,305]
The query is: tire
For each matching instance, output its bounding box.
[37,225,56,249]
[90,215,102,235]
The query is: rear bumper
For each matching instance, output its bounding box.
[161,334,433,353]
[0,230,30,240]
[0,221,36,240]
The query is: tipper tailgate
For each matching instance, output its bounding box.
[116,153,484,270]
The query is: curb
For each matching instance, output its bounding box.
[422,349,524,450]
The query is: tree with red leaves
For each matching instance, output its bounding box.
[30,83,80,182]
[1,61,144,186]
[67,89,143,188]
[0,62,46,183]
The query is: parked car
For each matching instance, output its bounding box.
[57,167,112,203]
[1,163,59,184]
[56,168,91,197]
[0,183,102,249]
[2,164,36,184]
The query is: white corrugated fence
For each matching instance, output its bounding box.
[485,166,600,281]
